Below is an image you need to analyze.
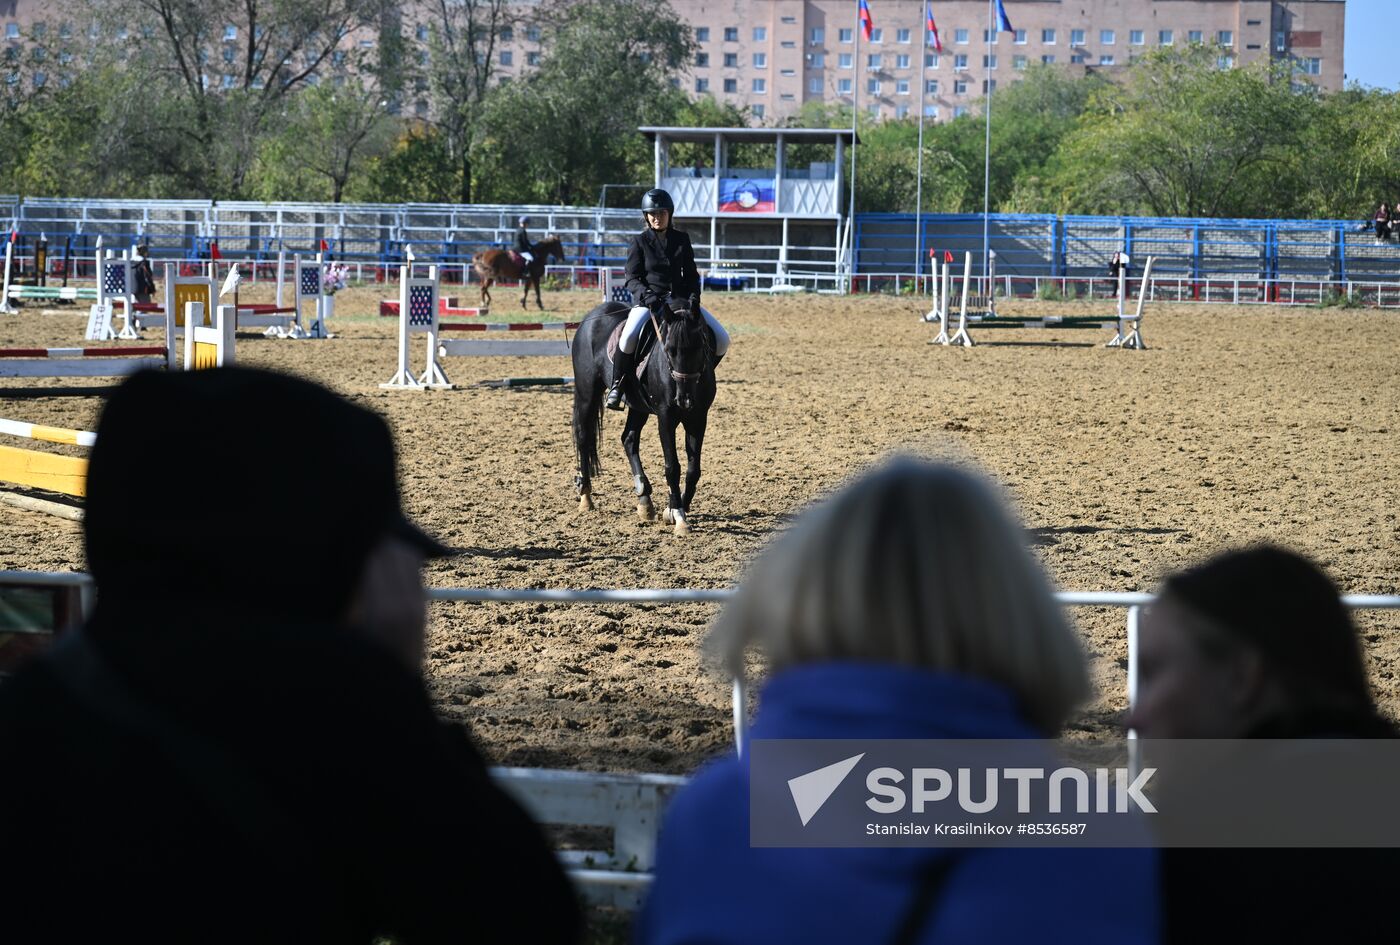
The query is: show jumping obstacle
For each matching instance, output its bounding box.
[0,302,232,511]
[930,251,1156,348]
[382,266,578,391]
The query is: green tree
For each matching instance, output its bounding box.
[477,0,692,204]
[1054,47,1316,217]
[351,125,460,202]
[251,79,396,201]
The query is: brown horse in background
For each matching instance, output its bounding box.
[472,235,566,310]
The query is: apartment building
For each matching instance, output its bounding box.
[3,1,1346,123]
[665,0,1345,121]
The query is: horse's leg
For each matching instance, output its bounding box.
[534,270,544,310]
[657,412,689,535]
[621,408,653,521]
[680,412,707,515]
[519,272,529,308]
[483,278,492,307]
[573,377,600,513]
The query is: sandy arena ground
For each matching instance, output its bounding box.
[2,284,1398,774]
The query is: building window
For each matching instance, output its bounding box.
[839,53,852,69]
[1188,30,1204,44]
[1070,29,1085,46]
[416,25,429,41]
[954,54,968,71]
[867,53,881,69]
[867,77,880,94]
[954,105,968,117]
[1101,30,1115,45]
[983,29,999,44]
[753,104,764,118]
[924,104,939,118]
[896,104,909,118]
[925,78,938,94]
[781,41,795,49]
[724,27,738,42]
[223,25,237,41]
[1219,30,1234,47]
[696,27,709,42]
[223,46,235,63]
[1100,54,1114,65]
[810,52,825,67]
[954,78,968,94]
[724,77,737,92]
[1070,53,1086,64]
[897,28,911,44]
[955,29,969,45]
[753,27,766,42]
[780,68,795,76]
[896,79,909,94]
[1217,55,1234,70]
[925,53,939,68]
[870,28,882,43]
[1130,30,1144,46]
[754,52,767,68]
[781,16,796,24]
[499,50,512,66]
[501,27,513,41]
[526,51,540,66]
[1041,54,1055,64]
[896,53,910,69]
[669,77,680,89]
[837,77,851,93]
[696,52,708,67]
[1275,32,1287,52]
[694,77,709,92]
[724,52,738,67]
[983,54,997,69]
[982,79,996,93]
[222,74,235,89]
[526,26,540,42]
[1013,55,1027,70]
[810,27,824,45]
[1014,29,1027,45]
[809,77,822,93]
[1294,57,1321,75]
[1160,30,1173,46]
[840,28,853,43]
[752,77,766,92]
[1042,29,1056,45]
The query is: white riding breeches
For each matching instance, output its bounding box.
[620,305,730,357]
[521,252,534,264]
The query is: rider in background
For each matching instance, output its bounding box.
[606,189,729,411]
[514,216,534,270]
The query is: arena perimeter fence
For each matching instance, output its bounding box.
[4,196,1400,301]
[4,572,1399,753]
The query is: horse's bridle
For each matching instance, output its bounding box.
[647,309,711,382]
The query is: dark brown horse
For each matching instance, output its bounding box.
[472,235,565,310]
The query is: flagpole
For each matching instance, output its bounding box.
[915,10,927,284]
[983,0,993,284]
[848,6,861,294]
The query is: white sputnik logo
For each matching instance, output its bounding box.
[787,753,865,826]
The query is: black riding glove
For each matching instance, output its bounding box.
[649,297,669,320]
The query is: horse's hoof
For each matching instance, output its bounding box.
[637,497,655,521]
[578,494,594,512]
[669,509,690,536]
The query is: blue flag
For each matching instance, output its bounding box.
[994,0,1013,32]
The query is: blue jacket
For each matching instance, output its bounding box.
[637,663,1158,945]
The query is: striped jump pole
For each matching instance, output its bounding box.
[0,345,168,378]
[0,418,97,499]
[437,321,579,359]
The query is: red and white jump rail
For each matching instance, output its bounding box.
[0,344,168,378]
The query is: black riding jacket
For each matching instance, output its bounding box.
[625,226,701,308]
[513,227,532,255]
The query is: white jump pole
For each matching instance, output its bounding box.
[0,239,15,314]
[1108,255,1153,350]
[941,251,974,347]
[275,249,286,309]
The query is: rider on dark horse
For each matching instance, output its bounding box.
[513,216,534,274]
[606,189,729,411]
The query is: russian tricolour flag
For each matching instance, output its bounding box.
[994,0,1014,32]
[925,1,942,53]
[858,0,874,41]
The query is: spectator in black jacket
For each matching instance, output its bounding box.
[0,367,582,945]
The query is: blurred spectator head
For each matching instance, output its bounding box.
[707,456,1089,735]
[1130,545,1377,738]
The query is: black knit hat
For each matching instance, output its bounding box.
[1162,545,1373,715]
[84,367,449,622]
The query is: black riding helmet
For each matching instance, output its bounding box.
[641,188,675,220]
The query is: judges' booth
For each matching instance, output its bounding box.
[639,126,856,291]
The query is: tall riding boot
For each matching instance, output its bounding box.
[606,349,634,410]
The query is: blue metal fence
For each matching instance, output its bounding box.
[856,213,1400,283]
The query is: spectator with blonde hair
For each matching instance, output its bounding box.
[637,456,1157,945]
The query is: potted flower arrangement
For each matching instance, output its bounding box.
[319,263,349,324]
